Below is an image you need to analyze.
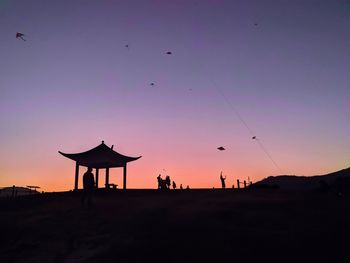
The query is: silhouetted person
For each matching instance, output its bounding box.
[81,167,95,208]
[186,185,190,189]
[180,184,183,190]
[172,181,177,189]
[165,175,171,190]
[220,172,226,189]
[157,174,162,189]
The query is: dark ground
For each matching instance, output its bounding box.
[1,189,350,263]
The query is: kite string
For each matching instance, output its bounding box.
[209,78,284,173]
[217,82,284,174]
[214,83,255,136]
[213,78,284,174]
[193,54,284,174]
[255,138,284,174]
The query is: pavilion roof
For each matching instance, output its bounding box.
[59,141,141,168]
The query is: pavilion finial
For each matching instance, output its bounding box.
[102,140,104,144]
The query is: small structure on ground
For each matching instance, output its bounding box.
[26,185,40,193]
[59,141,141,190]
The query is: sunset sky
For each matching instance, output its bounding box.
[1,0,350,191]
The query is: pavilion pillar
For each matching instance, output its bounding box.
[123,163,127,190]
[105,168,109,188]
[74,162,79,190]
[95,168,99,188]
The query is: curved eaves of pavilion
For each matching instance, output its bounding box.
[59,141,141,190]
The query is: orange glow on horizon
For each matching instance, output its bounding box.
[1,139,346,192]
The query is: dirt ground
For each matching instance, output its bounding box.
[1,189,349,262]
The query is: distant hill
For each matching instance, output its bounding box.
[0,186,39,197]
[254,167,350,192]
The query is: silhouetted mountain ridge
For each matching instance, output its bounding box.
[255,167,350,191]
[0,186,39,197]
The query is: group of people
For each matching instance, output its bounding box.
[157,174,189,190]
[156,172,228,190]
[81,167,231,208]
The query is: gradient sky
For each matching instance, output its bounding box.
[1,0,350,191]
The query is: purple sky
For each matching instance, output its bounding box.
[1,0,350,190]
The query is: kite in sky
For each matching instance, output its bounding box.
[166,51,172,55]
[217,146,225,151]
[16,32,26,41]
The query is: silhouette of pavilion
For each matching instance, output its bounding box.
[59,141,141,190]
